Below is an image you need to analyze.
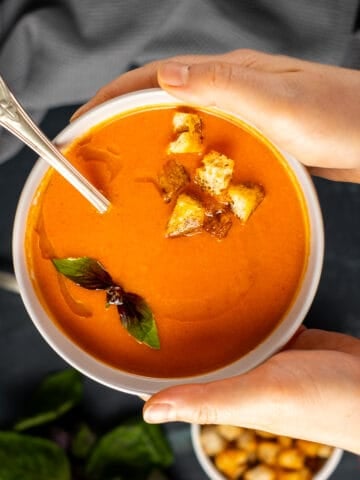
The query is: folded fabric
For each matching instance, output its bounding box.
[0,0,359,163]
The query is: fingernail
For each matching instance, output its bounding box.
[143,403,176,423]
[159,62,189,87]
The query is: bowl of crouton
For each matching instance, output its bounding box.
[191,424,343,480]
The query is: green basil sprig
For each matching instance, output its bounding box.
[14,369,83,432]
[52,257,160,349]
[0,432,71,480]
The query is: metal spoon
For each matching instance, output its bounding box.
[0,75,110,214]
[0,271,19,294]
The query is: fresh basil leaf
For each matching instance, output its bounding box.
[0,432,70,480]
[86,420,173,480]
[14,369,83,431]
[106,285,124,306]
[118,293,160,349]
[52,257,160,349]
[71,423,97,459]
[52,257,113,290]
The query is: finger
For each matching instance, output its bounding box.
[70,49,306,121]
[143,349,360,451]
[285,328,360,356]
[281,324,307,350]
[157,60,293,139]
[222,49,312,73]
[143,360,285,428]
[70,61,161,121]
[70,54,220,121]
[309,166,360,183]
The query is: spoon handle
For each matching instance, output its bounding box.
[0,75,110,214]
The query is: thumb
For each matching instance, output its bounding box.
[142,349,360,450]
[143,355,288,428]
[157,60,291,136]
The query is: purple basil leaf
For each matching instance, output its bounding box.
[52,257,113,290]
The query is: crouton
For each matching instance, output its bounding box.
[277,468,312,480]
[277,448,305,470]
[295,439,321,458]
[166,193,205,237]
[172,111,202,134]
[228,183,264,223]
[203,209,233,239]
[277,436,293,448]
[215,449,248,479]
[216,425,244,442]
[244,464,276,480]
[257,441,280,466]
[236,429,257,453]
[317,444,333,458]
[167,111,203,154]
[157,159,190,202]
[255,430,276,439]
[168,131,203,154]
[200,426,227,456]
[194,150,234,196]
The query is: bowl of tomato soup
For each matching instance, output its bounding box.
[12,89,324,395]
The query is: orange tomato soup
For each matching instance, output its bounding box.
[26,106,308,377]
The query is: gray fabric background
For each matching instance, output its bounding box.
[0,1,359,478]
[0,0,359,162]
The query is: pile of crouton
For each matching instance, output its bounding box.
[200,424,334,480]
[157,111,265,239]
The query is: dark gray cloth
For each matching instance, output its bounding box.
[0,0,359,162]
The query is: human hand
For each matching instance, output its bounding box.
[142,329,360,454]
[72,50,360,183]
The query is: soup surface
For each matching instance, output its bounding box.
[26,106,308,377]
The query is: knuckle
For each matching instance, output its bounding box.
[232,48,269,69]
[238,49,262,67]
[193,404,218,425]
[207,61,234,91]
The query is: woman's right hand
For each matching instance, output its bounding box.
[72,49,360,183]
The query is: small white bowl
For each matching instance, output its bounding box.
[191,424,343,480]
[12,88,324,395]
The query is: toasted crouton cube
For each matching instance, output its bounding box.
[167,111,203,154]
[228,183,264,223]
[255,430,276,439]
[277,448,305,470]
[216,425,244,442]
[166,193,205,237]
[236,429,257,453]
[296,439,321,457]
[277,436,293,448]
[257,441,280,466]
[317,444,333,458]
[244,464,276,480]
[157,159,190,202]
[204,209,233,239]
[200,426,227,456]
[194,150,234,196]
[277,468,312,480]
[215,449,248,479]
[168,131,203,154]
[173,111,202,134]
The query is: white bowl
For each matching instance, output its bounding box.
[191,424,343,480]
[12,88,324,395]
